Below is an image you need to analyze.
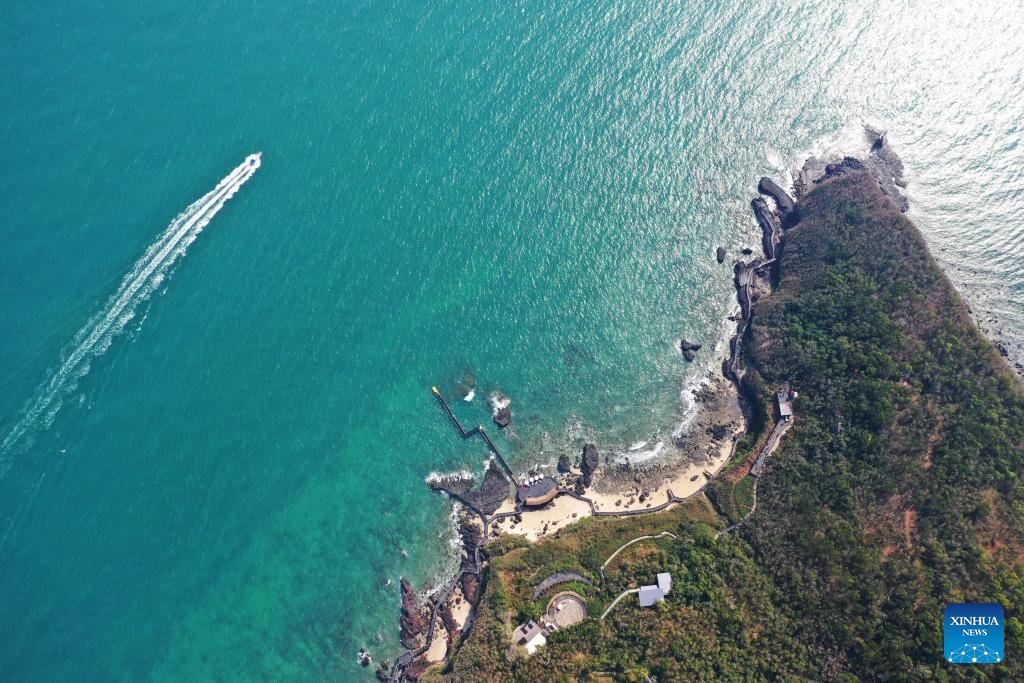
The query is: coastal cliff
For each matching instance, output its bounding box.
[416,148,1024,682]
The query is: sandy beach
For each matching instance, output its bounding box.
[492,374,744,540]
[493,495,593,541]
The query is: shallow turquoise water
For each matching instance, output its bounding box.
[1,1,1023,680]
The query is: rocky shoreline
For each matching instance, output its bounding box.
[375,125,909,682]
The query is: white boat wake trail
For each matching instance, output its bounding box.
[0,154,261,470]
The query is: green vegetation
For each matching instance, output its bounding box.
[732,475,754,516]
[426,171,1024,681]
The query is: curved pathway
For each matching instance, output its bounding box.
[531,571,593,602]
[715,478,759,539]
[600,531,679,572]
[600,588,640,620]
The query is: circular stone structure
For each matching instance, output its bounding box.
[546,591,587,628]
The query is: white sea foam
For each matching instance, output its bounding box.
[488,391,510,410]
[463,388,475,402]
[619,440,664,464]
[424,469,473,484]
[0,154,261,470]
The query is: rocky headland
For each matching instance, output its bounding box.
[383,125,920,682]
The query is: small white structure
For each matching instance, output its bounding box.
[525,632,547,655]
[638,572,672,608]
[777,389,795,421]
[638,585,664,607]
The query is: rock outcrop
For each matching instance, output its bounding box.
[751,197,782,261]
[758,176,795,216]
[793,126,908,213]
[399,578,425,649]
[428,460,510,514]
[493,406,511,428]
[557,453,572,473]
[580,443,599,487]
[490,392,512,428]
[679,339,702,362]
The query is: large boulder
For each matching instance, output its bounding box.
[461,572,480,604]
[557,453,572,474]
[716,246,727,264]
[493,405,511,428]
[751,197,782,261]
[679,339,702,362]
[458,515,482,560]
[581,444,599,487]
[757,176,795,216]
[440,601,458,637]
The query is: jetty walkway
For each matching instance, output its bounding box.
[432,387,519,487]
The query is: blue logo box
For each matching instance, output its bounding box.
[944,603,1004,664]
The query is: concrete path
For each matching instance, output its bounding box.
[600,588,640,620]
[600,531,679,573]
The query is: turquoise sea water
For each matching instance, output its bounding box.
[2,1,1023,680]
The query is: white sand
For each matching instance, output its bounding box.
[495,495,593,542]
[450,588,472,630]
[491,424,743,541]
[424,624,449,663]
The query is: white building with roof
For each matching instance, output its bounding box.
[638,585,664,607]
[638,572,672,608]
[512,620,548,654]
